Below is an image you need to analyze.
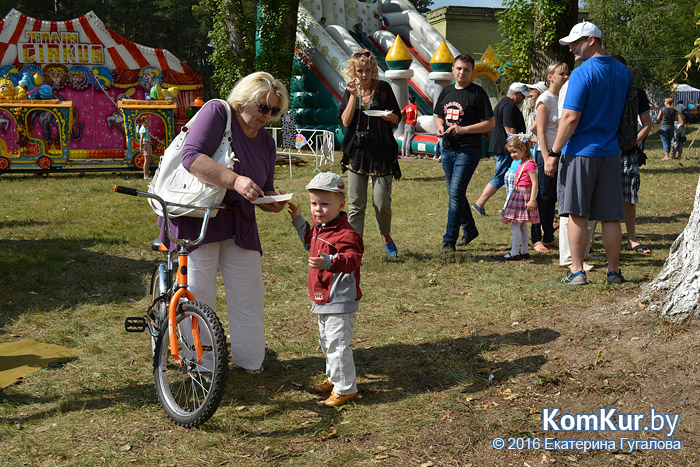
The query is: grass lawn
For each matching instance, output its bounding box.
[1,126,700,466]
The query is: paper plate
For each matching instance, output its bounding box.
[251,193,294,204]
[363,110,391,117]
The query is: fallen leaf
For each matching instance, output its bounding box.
[440,412,451,421]
[321,428,339,440]
[376,454,390,460]
[120,444,131,452]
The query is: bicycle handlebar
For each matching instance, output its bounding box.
[114,185,139,197]
[114,185,227,248]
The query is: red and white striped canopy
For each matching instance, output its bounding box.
[0,9,201,89]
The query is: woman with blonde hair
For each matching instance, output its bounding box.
[339,49,402,257]
[158,71,289,374]
[531,61,568,253]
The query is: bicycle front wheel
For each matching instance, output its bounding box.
[153,301,228,427]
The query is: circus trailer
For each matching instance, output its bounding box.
[0,9,202,171]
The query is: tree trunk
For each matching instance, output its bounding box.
[259,0,300,88]
[530,0,578,81]
[639,176,700,322]
[228,0,256,75]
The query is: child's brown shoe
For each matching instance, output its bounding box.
[322,390,358,406]
[313,379,334,393]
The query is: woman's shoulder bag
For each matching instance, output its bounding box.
[148,99,235,218]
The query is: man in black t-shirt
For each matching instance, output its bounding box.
[472,82,528,216]
[434,54,494,252]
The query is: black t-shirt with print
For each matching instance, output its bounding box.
[433,82,493,151]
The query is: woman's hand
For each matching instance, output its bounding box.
[257,190,289,213]
[346,78,359,96]
[526,199,537,212]
[287,201,301,219]
[234,175,264,201]
[381,110,399,124]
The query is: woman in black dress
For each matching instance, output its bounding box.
[339,49,401,257]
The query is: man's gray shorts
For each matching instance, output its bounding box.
[557,154,623,221]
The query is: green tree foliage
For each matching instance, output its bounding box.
[672,3,700,86]
[496,0,578,85]
[0,0,214,96]
[584,0,700,90]
[197,0,300,98]
[411,0,434,14]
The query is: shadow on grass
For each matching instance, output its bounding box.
[222,328,559,436]
[406,175,445,183]
[0,380,155,424]
[0,238,152,329]
[0,219,52,229]
[636,214,690,224]
[0,329,558,433]
[641,164,700,175]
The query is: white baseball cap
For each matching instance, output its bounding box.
[508,82,530,97]
[305,172,346,194]
[559,21,602,45]
[526,81,547,94]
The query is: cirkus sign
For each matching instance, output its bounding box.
[17,42,104,65]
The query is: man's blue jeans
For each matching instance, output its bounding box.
[441,147,480,243]
[489,152,513,189]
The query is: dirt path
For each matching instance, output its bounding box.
[404,289,700,466]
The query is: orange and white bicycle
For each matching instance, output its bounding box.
[115,185,228,428]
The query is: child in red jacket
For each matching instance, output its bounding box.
[288,172,364,406]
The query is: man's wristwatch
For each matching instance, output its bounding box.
[548,149,561,158]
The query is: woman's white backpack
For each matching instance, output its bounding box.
[148,99,235,218]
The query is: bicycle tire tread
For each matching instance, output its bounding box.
[153,300,229,428]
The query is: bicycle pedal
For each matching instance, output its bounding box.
[125,316,148,332]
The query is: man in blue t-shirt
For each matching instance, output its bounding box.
[547,21,630,286]
[545,21,631,284]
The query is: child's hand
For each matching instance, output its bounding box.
[526,200,536,212]
[309,250,324,269]
[287,201,301,220]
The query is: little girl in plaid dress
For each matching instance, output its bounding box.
[501,134,539,260]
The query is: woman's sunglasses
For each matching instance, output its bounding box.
[353,51,371,59]
[256,103,282,117]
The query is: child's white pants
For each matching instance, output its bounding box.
[318,313,357,395]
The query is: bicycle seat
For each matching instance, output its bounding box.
[151,238,168,252]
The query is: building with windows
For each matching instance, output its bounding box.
[426,6,503,61]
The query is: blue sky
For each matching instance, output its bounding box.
[430,0,504,8]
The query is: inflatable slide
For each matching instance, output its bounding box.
[292,0,499,155]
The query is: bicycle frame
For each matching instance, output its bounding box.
[115,185,225,365]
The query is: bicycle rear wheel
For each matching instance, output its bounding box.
[153,301,228,427]
[147,264,168,356]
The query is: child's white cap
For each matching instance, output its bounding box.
[305,172,346,195]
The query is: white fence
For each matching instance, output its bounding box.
[269,127,336,178]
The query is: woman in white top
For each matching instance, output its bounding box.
[531,62,569,253]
